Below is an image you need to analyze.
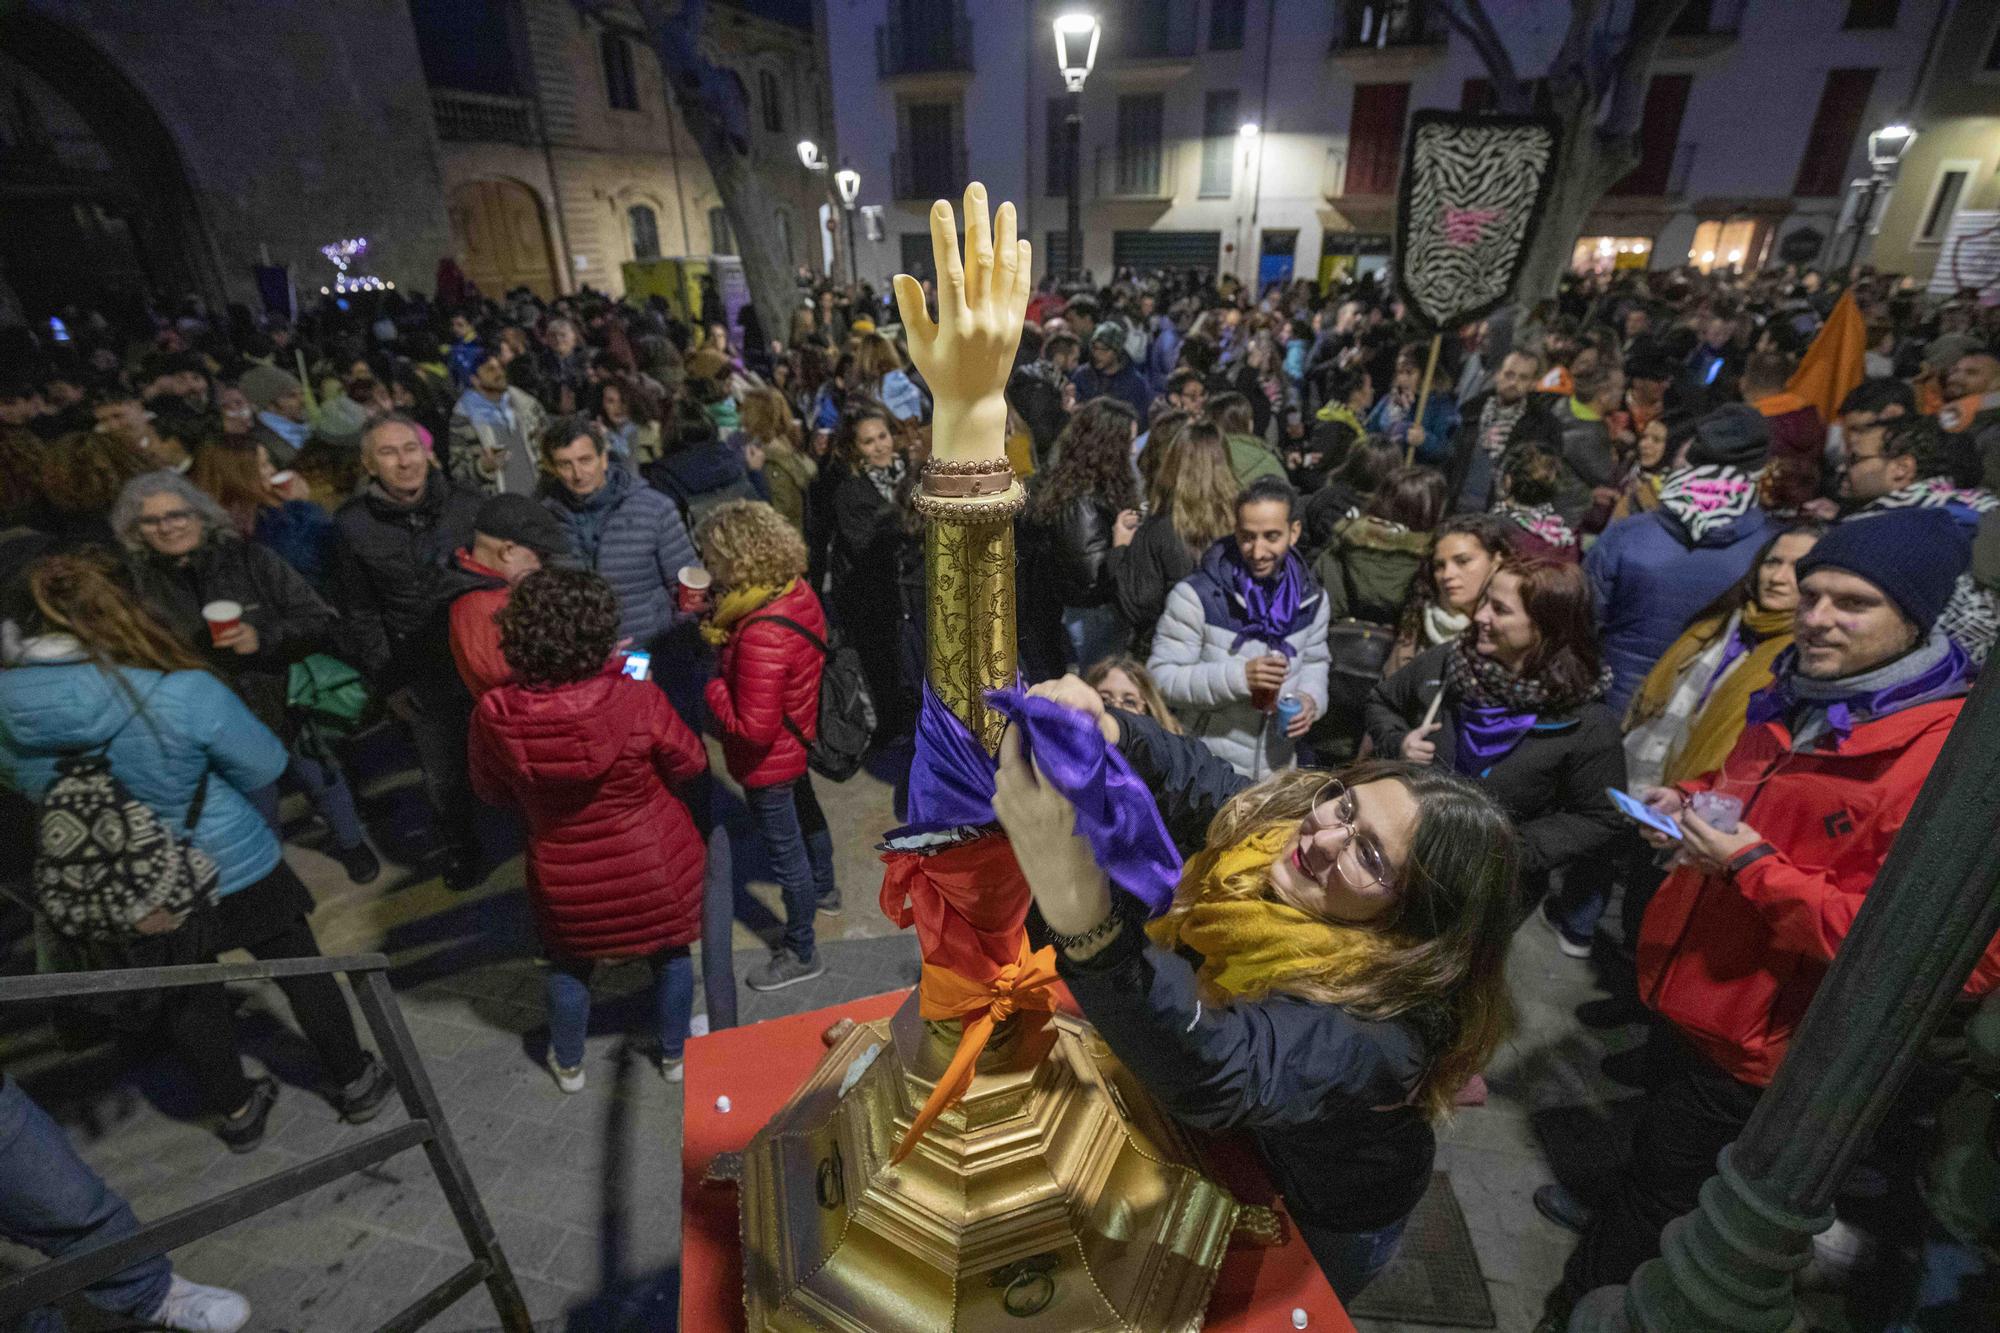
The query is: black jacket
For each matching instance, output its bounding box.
[828,470,923,624]
[1017,491,1119,677]
[1107,513,1196,658]
[330,472,483,685]
[1364,644,1627,886]
[129,534,337,736]
[1058,709,1438,1241]
[1443,389,1553,513]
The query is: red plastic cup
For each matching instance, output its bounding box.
[676,565,713,615]
[202,599,243,645]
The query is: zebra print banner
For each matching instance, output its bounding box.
[1395,110,1562,330]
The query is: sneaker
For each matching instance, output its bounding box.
[746,948,826,992]
[1538,900,1594,959]
[336,840,381,885]
[150,1273,251,1333]
[816,889,843,916]
[216,1076,279,1154]
[544,1048,585,1094]
[659,1056,686,1083]
[1533,1183,1595,1234]
[332,1054,393,1124]
[689,1013,711,1038]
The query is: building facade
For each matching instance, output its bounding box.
[0,0,833,324]
[823,0,1954,293]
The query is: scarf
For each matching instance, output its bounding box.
[1626,603,1795,788]
[864,454,907,505]
[1149,826,1406,1002]
[1658,465,1757,544]
[1476,395,1528,459]
[1443,633,1609,774]
[1866,477,2000,517]
[701,579,794,647]
[1230,550,1308,659]
[1422,602,1470,647]
[256,410,311,451]
[1748,630,1971,749]
[1495,502,1576,553]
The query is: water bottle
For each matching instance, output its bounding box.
[1274,692,1304,737]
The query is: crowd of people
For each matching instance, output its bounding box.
[2,242,1998,1330]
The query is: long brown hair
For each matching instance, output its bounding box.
[38,431,153,517]
[188,440,270,533]
[1157,420,1237,559]
[1161,760,1520,1121]
[1029,398,1140,520]
[1491,553,1602,699]
[24,553,210,676]
[1138,409,1191,509]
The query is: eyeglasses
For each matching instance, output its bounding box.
[1297,779,1393,891]
[136,509,198,529]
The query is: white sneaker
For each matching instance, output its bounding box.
[544,1048,586,1094]
[151,1274,251,1333]
[660,1056,686,1083]
[689,1013,711,1037]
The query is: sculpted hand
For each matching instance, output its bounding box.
[892,183,1032,462]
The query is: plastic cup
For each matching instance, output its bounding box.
[201,600,242,645]
[1689,791,1743,834]
[1248,655,1286,713]
[676,565,713,615]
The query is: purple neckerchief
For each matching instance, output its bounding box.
[1746,641,1971,745]
[1453,704,1538,776]
[899,683,1182,916]
[1694,622,1756,712]
[1230,551,1307,659]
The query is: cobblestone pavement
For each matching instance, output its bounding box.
[1,735,1641,1332]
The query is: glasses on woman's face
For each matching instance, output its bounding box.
[136,509,197,530]
[1297,779,1393,891]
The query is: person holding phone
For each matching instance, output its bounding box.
[1541,506,2000,1329]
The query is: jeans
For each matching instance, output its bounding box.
[545,947,694,1068]
[0,1075,171,1331]
[247,747,366,850]
[745,778,836,961]
[1305,1215,1409,1303]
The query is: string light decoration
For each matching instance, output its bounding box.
[318,236,394,295]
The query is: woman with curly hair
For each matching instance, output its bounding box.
[1016,397,1143,679]
[468,567,711,1090]
[697,500,841,991]
[38,430,154,547]
[590,376,661,465]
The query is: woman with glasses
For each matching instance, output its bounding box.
[990,674,1520,1301]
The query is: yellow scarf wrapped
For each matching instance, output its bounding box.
[700,578,795,647]
[1148,826,1405,1002]
[1626,603,1795,785]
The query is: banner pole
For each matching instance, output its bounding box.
[1408,331,1443,465]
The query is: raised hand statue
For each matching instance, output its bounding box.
[893,183,1032,463]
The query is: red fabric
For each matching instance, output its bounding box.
[447,551,511,696]
[468,669,709,958]
[704,581,827,788]
[1638,699,2000,1086]
[879,833,1034,985]
[1752,395,1826,510]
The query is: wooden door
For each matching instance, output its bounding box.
[448,179,558,299]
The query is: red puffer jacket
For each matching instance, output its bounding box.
[704,580,827,788]
[1637,697,2000,1087]
[469,669,708,959]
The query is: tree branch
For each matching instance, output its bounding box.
[1553,0,1603,87]
[1600,0,1693,138]
[1439,0,1525,110]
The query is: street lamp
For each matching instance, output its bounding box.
[1238,122,1265,287]
[797,139,825,171]
[835,168,861,288]
[1053,12,1101,283]
[1843,122,1917,275]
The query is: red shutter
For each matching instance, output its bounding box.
[1793,68,1878,198]
[1347,82,1411,195]
[1610,74,1692,196]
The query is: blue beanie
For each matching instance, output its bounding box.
[1795,507,1971,632]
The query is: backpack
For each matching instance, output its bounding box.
[31,736,218,943]
[745,614,876,781]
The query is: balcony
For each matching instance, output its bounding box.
[1104,0,1198,83]
[876,9,973,90]
[430,89,538,145]
[1327,0,1449,74]
[892,142,968,202]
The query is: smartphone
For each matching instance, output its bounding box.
[1608,787,1682,840]
[621,651,652,682]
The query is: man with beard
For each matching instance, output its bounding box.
[1446,348,1548,513]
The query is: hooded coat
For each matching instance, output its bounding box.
[644,438,767,530]
[468,671,709,959]
[1313,515,1430,627]
[1585,468,1775,714]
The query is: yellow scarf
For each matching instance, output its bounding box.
[700,578,795,647]
[1626,603,1794,785]
[1148,826,1405,1002]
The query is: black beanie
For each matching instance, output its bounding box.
[1685,403,1771,470]
[1795,507,1971,633]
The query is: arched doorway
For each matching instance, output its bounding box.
[448,179,559,299]
[0,14,218,323]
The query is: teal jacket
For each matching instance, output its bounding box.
[0,639,288,896]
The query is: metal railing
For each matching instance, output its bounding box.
[430,89,539,145]
[0,954,531,1333]
[875,8,974,78]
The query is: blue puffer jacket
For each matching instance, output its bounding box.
[1586,470,1776,714]
[0,640,288,896]
[540,465,697,645]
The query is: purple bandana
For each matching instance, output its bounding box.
[1453,704,1538,776]
[1746,641,1972,745]
[901,684,1183,916]
[1230,551,1309,659]
[1695,624,1756,712]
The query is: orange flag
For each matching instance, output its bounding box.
[1787,288,1866,425]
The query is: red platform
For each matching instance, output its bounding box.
[679,988,1356,1332]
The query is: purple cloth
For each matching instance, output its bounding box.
[1695,623,1756,712]
[1453,704,1538,776]
[1747,641,1971,744]
[1229,550,1309,660]
[900,684,1183,916]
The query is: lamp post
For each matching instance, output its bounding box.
[798,139,842,282]
[1054,12,1100,284]
[1238,121,1262,287]
[1842,122,1916,277]
[835,167,861,288]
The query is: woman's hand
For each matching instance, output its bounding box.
[992,724,1113,939]
[1400,721,1440,763]
[892,184,1032,464]
[1026,674,1120,746]
[1111,509,1140,548]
